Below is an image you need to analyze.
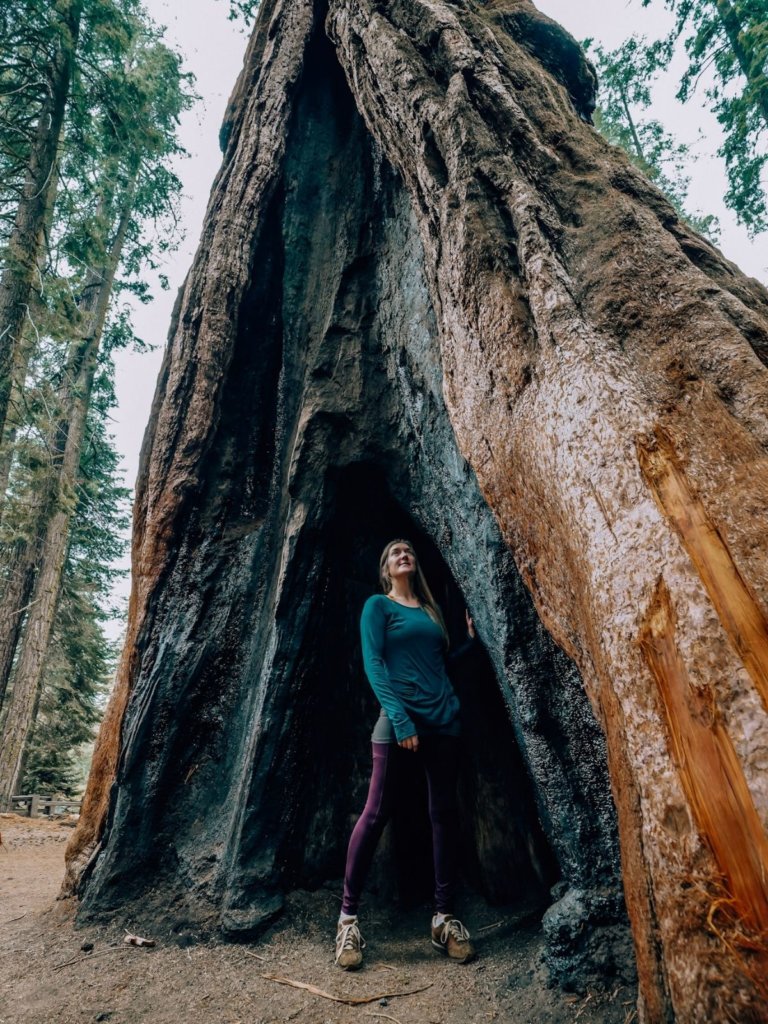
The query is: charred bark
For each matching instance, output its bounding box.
[68,1,768,1020]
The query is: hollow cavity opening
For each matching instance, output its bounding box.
[275,462,559,913]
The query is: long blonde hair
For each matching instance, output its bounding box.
[378,538,449,643]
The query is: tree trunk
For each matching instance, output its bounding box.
[0,156,62,513]
[619,86,646,164]
[67,2,768,1020]
[0,192,133,809]
[0,1,82,442]
[0,320,41,511]
[0,548,35,718]
[0,321,80,716]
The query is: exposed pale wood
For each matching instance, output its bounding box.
[639,577,768,956]
[639,429,768,712]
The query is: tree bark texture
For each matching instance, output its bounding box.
[0,1,82,441]
[68,2,768,1021]
[0,193,133,807]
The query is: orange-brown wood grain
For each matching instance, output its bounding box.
[638,430,768,714]
[639,576,768,946]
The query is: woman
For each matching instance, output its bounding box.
[335,538,477,969]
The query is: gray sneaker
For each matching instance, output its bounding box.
[335,915,365,970]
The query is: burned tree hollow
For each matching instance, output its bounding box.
[266,470,560,911]
[70,20,630,990]
[69,0,768,1018]
[77,453,630,992]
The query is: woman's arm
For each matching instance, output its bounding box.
[360,597,416,743]
[446,609,478,663]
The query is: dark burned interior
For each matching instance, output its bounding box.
[274,463,559,909]
[78,22,635,991]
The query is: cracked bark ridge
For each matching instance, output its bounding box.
[68,1,768,1019]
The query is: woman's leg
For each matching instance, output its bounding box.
[341,742,396,916]
[420,734,461,914]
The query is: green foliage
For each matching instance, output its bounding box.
[1,0,195,307]
[53,4,195,295]
[641,0,768,235]
[7,311,134,794]
[21,425,126,795]
[220,0,262,24]
[22,352,129,796]
[588,36,720,240]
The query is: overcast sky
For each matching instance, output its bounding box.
[107,0,766,628]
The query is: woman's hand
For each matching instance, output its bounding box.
[399,734,419,752]
[465,609,476,639]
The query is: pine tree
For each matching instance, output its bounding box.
[21,362,128,796]
[642,0,768,233]
[589,36,720,240]
[0,4,192,808]
[0,0,84,442]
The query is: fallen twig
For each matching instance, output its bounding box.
[243,951,268,962]
[364,1013,402,1024]
[574,992,594,1021]
[261,973,433,1006]
[476,919,508,934]
[1,914,26,925]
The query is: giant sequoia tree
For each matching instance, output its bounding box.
[66,1,768,1021]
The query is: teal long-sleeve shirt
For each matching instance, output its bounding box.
[360,594,465,743]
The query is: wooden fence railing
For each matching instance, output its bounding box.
[10,794,81,818]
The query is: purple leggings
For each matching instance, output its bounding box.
[341,735,460,915]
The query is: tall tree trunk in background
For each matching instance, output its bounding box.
[0,156,63,513]
[0,552,35,718]
[0,311,82,720]
[67,2,768,1021]
[618,87,646,163]
[0,321,41,511]
[0,191,133,808]
[0,159,65,712]
[0,1,82,441]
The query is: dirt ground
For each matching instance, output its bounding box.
[0,814,637,1024]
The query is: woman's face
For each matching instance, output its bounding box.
[386,542,416,585]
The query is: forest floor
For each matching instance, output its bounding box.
[0,814,637,1024]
